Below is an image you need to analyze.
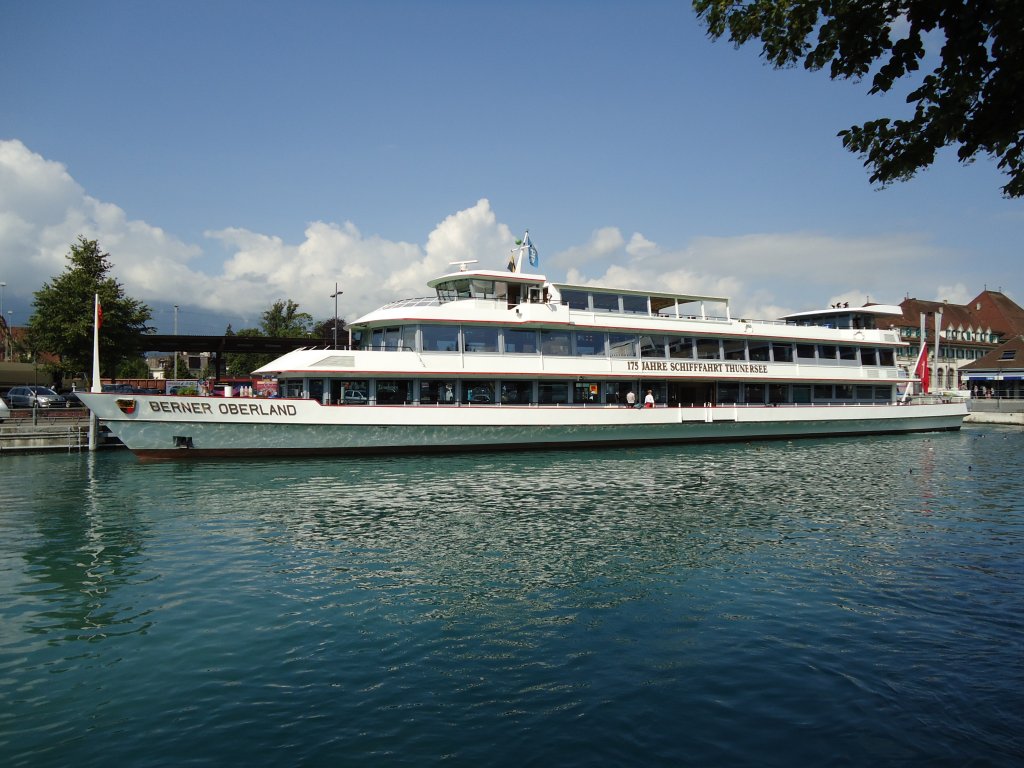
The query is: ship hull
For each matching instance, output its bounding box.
[78,394,967,460]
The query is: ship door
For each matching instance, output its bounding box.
[330,380,343,405]
[507,284,522,309]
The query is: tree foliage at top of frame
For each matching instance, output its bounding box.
[694,0,1024,197]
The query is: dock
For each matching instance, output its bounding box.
[0,408,122,453]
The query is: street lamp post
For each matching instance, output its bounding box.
[0,282,5,360]
[330,283,343,349]
[173,305,179,380]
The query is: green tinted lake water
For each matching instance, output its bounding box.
[2,427,1022,766]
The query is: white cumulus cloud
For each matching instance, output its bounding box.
[0,139,977,333]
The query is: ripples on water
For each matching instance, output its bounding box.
[1,428,1022,766]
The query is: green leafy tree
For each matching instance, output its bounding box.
[29,237,153,384]
[117,356,151,379]
[694,0,1024,197]
[313,317,348,347]
[225,301,316,376]
[261,300,314,337]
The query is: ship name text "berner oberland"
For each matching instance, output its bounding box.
[148,401,299,417]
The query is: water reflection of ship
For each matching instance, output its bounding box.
[167,439,939,621]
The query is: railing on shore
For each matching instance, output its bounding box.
[0,407,121,453]
[968,397,1024,413]
[2,407,92,426]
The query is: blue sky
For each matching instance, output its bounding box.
[1,0,1021,335]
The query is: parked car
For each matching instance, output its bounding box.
[0,397,9,422]
[6,386,69,408]
[62,390,85,407]
[342,391,368,404]
[102,383,138,394]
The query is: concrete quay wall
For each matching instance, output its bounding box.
[0,409,121,453]
[965,398,1024,426]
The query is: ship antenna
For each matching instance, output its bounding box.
[448,260,478,272]
[508,230,538,273]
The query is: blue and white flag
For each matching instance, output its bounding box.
[525,232,539,267]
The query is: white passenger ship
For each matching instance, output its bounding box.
[79,234,967,459]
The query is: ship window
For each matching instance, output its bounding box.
[748,342,770,361]
[309,379,325,403]
[500,381,533,404]
[717,382,740,403]
[745,383,766,404]
[874,386,891,400]
[340,380,369,403]
[669,336,694,359]
[371,328,384,349]
[861,347,878,365]
[421,324,460,352]
[772,343,794,363]
[819,345,838,360]
[813,384,833,399]
[470,280,494,298]
[792,385,811,403]
[696,338,721,359]
[462,381,495,404]
[540,330,571,355]
[383,327,401,350]
[622,295,649,314]
[575,331,607,356]
[839,346,858,361]
[769,384,789,404]
[280,379,304,398]
[464,326,499,353]
[835,384,854,399]
[639,335,666,358]
[592,293,619,312]
[538,381,569,404]
[376,380,413,404]
[573,381,600,403]
[435,279,472,302]
[401,326,417,352]
[419,380,455,404]
[503,328,538,353]
[855,386,874,399]
[561,290,589,310]
[796,344,816,360]
[878,349,894,365]
[723,339,747,360]
[608,333,637,358]
[641,381,668,404]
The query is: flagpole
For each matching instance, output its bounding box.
[91,294,102,393]
[89,293,101,451]
[919,312,927,394]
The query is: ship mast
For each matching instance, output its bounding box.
[508,230,539,273]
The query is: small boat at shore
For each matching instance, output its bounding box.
[78,233,967,459]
